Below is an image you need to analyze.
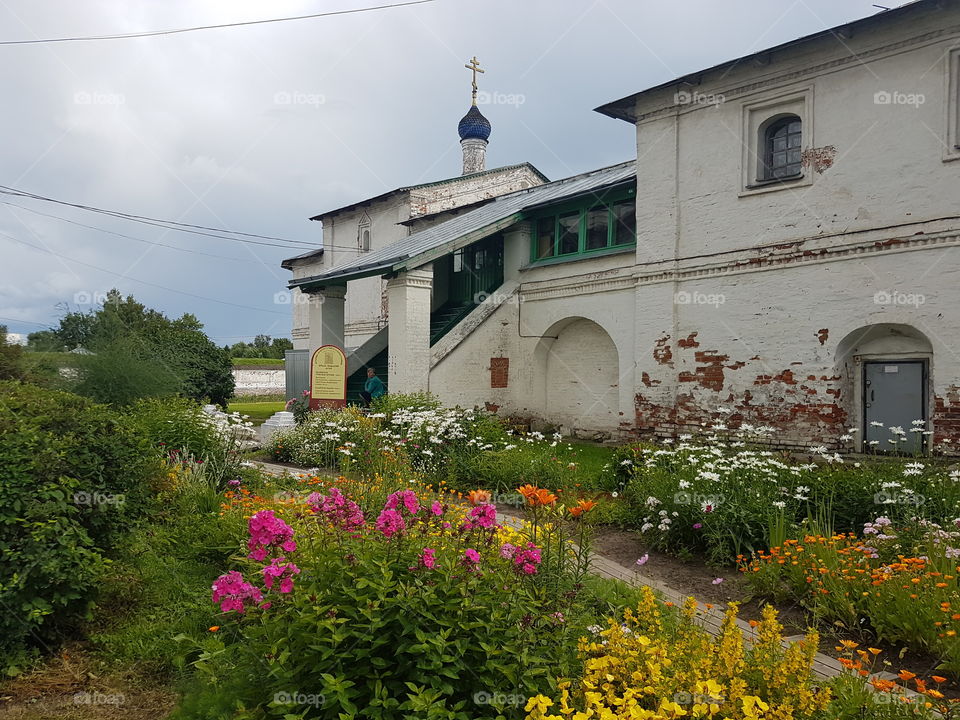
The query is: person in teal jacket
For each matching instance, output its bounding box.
[360,367,386,407]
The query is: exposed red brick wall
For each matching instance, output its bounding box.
[490,357,509,389]
[934,385,960,450]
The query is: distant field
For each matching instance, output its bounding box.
[228,400,286,425]
[232,357,284,366]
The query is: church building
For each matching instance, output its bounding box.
[285,0,960,454]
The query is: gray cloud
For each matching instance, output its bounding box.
[0,0,876,341]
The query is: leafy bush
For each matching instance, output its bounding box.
[178,482,603,719]
[0,381,159,665]
[621,427,960,564]
[54,290,234,405]
[89,463,247,681]
[525,588,940,720]
[129,397,250,492]
[72,335,183,406]
[369,390,441,415]
[744,517,960,677]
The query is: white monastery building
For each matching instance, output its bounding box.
[285,1,960,454]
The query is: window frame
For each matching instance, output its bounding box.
[527,187,637,265]
[945,47,960,162]
[760,115,803,181]
[740,88,813,196]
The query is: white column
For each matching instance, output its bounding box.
[503,221,532,282]
[387,266,433,393]
[307,285,346,355]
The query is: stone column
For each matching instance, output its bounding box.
[387,266,433,393]
[306,285,346,355]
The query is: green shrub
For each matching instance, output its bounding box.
[0,381,159,664]
[369,390,440,415]
[177,484,602,719]
[72,336,184,406]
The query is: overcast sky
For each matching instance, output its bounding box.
[0,0,884,344]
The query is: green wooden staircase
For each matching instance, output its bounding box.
[346,348,388,406]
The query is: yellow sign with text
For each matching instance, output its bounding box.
[309,345,347,409]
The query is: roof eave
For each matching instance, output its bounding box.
[594,1,928,124]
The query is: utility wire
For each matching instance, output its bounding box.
[0,185,319,248]
[0,231,288,315]
[1,201,262,262]
[0,0,434,46]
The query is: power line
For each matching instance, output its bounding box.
[0,315,52,328]
[0,231,288,315]
[0,201,261,263]
[0,185,319,249]
[0,0,434,46]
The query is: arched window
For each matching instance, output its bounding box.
[761,115,802,181]
[358,213,371,251]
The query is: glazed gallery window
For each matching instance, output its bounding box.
[532,192,636,262]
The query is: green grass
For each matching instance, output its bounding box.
[231,357,284,366]
[228,400,286,425]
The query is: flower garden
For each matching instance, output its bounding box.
[4,382,960,718]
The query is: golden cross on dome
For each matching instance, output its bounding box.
[464,56,484,105]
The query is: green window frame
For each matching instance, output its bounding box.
[528,188,636,263]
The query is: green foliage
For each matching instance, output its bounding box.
[54,290,234,405]
[176,485,605,720]
[227,335,293,360]
[88,479,244,681]
[0,329,55,385]
[369,390,441,414]
[0,381,160,664]
[72,335,183,406]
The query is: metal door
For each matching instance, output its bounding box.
[863,360,926,453]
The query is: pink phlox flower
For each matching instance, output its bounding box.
[212,571,263,613]
[511,542,542,575]
[430,501,443,516]
[462,503,497,530]
[462,548,481,568]
[247,510,296,561]
[308,488,364,529]
[418,547,438,570]
[499,542,517,560]
[385,490,420,516]
[262,558,300,594]
[376,508,407,538]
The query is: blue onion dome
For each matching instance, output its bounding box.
[457,105,492,141]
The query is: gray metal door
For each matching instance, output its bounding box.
[864,361,925,453]
[284,349,310,401]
